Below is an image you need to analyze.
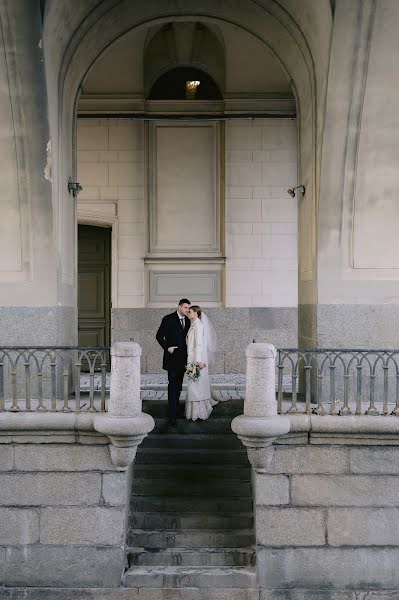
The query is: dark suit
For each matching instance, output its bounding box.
[156,311,190,418]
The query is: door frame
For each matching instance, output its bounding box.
[77,214,118,316]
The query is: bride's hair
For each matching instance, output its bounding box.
[190,305,202,319]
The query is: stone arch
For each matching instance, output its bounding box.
[143,21,226,96]
[43,0,332,309]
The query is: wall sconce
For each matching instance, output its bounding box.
[287,185,305,198]
[68,177,83,197]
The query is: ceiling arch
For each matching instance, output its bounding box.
[42,0,332,308]
[143,22,226,96]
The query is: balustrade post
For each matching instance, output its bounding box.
[94,343,154,470]
[231,343,290,470]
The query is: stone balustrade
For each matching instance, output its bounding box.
[233,342,399,599]
[0,342,154,589]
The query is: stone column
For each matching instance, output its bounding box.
[231,343,290,470]
[94,343,154,470]
[303,0,399,350]
[0,0,76,346]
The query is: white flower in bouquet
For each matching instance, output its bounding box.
[185,362,204,382]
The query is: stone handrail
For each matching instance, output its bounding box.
[231,343,290,470]
[232,343,399,471]
[0,342,154,470]
[94,342,154,469]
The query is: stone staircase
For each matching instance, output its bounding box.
[123,396,258,598]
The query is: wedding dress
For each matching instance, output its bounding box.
[185,315,218,421]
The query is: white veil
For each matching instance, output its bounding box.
[200,312,217,367]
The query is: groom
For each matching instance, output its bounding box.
[156,298,191,426]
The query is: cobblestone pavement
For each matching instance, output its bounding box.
[80,373,293,399]
[80,373,247,400]
[140,388,245,401]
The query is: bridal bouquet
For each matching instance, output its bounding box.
[185,362,203,382]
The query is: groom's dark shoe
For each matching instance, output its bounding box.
[168,417,178,429]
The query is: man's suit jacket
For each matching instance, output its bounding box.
[156,311,191,371]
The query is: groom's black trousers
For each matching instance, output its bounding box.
[167,366,185,418]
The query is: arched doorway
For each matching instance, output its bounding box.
[44,0,324,365]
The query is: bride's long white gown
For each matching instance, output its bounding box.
[185,318,218,421]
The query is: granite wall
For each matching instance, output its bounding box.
[112,306,298,373]
[253,424,399,599]
[299,303,399,350]
[0,436,130,588]
[2,418,399,598]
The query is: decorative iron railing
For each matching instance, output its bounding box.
[0,346,109,412]
[277,348,399,416]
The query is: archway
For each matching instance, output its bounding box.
[43,0,331,355]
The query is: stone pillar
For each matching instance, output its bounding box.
[231,343,290,470]
[0,0,76,346]
[94,343,154,470]
[302,0,399,350]
[108,343,142,417]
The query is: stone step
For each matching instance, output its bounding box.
[127,529,254,549]
[123,565,257,589]
[130,496,253,514]
[142,398,244,417]
[135,448,249,465]
[131,478,252,497]
[129,512,254,531]
[133,464,251,481]
[152,417,233,434]
[140,433,243,450]
[127,546,256,567]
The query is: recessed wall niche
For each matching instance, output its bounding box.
[146,119,223,305]
[148,120,221,256]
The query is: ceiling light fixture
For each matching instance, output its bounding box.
[186,80,200,99]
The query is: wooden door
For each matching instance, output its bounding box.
[78,225,111,350]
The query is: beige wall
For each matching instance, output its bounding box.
[77,119,145,309]
[77,118,298,309]
[225,119,298,307]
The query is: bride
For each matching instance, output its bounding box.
[185,305,218,421]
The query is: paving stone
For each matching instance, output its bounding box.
[327,507,399,546]
[264,446,349,475]
[103,471,130,506]
[5,588,391,600]
[128,547,255,567]
[14,444,114,471]
[350,447,399,474]
[0,507,39,544]
[40,507,125,545]
[256,547,399,589]
[3,546,124,587]
[123,566,257,589]
[291,475,399,507]
[254,474,289,505]
[0,473,101,506]
[258,592,381,600]
[256,507,326,546]
[127,529,254,549]
[0,446,13,470]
